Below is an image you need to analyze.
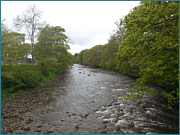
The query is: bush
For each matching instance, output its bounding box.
[117,61,138,77]
[14,65,43,88]
[1,65,43,93]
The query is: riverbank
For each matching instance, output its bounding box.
[1,64,66,102]
[1,72,66,134]
[1,64,179,134]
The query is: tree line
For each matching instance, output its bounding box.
[1,4,74,100]
[75,1,179,109]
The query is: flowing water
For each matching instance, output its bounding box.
[4,64,179,134]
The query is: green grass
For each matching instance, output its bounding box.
[1,64,65,102]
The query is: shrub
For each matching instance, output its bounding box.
[1,65,43,93]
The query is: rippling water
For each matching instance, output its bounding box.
[25,64,179,134]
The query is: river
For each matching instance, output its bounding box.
[1,64,179,134]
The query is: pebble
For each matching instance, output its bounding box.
[113,130,118,134]
[72,113,76,115]
[79,131,83,134]
[75,125,79,130]
[25,119,33,124]
[102,119,109,123]
[47,129,54,133]
[110,113,117,117]
[35,129,41,132]
[15,130,24,134]
[114,102,121,105]
[36,124,42,128]
[94,109,98,111]
[115,119,127,127]
[80,113,89,118]
[103,118,117,123]
[23,126,30,131]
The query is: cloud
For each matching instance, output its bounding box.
[1,1,140,55]
[91,33,109,46]
[68,33,109,55]
[67,28,110,46]
[68,44,92,55]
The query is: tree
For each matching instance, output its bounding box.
[13,3,43,66]
[100,42,119,70]
[88,45,103,67]
[108,18,125,46]
[1,21,27,65]
[78,51,83,64]
[74,53,79,63]
[35,25,73,74]
[82,49,90,65]
[19,43,31,64]
[116,1,179,109]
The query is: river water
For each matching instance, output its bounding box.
[4,64,179,134]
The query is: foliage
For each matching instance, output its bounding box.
[1,21,31,65]
[74,53,79,63]
[1,64,65,101]
[116,1,179,109]
[78,50,83,64]
[87,45,103,67]
[1,65,43,93]
[100,42,119,70]
[1,21,73,101]
[19,43,31,64]
[77,1,179,109]
[2,2,178,109]
[34,25,73,74]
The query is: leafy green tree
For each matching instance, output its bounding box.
[78,50,83,64]
[88,45,103,67]
[35,25,55,73]
[82,49,90,65]
[78,49,89,65]
[35,25,73,74]
[1,22,27,65]
[100,42,118,70]
[116,1,179,109]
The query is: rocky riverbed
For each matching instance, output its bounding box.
[1,73,64,134]
[1,64,179,134]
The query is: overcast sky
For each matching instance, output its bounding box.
[1,1,140,55]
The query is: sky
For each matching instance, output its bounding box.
[1,1,140,55]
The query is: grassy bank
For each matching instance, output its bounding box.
[1,64,65,102]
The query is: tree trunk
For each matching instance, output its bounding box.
[31,37,34,66]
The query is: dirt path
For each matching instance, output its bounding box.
[1,64,179,134]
